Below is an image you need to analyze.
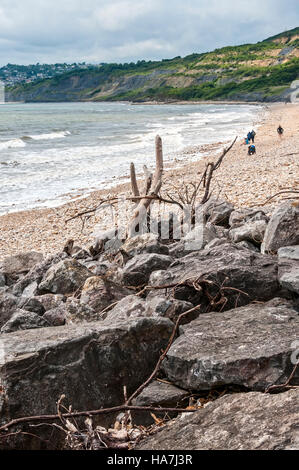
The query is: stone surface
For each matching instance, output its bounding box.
[137,389,299,450]
[0,293,19,328]
[34,294,65,312]
[18,297,45,315]
[1,252,43,276]
[0,316,174,449]
[121,253,174,286]
[261,202,299,254]
[204,199,234,226]
[132,380,190,425]
[80,276,131,313]
[161,298,299,391]
[149,243,280,310]
[229,219,267,244]
[12,252,68,296]
[229,209,268,228]
[105,295,146,321]
[38,259,93,295]
[278,245,299,295]
[43,305,67,326]
[121,234,169,257]
[1,309,49,333]
[0,273,6,287]
[144,296,196,324]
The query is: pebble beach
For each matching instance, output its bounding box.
[0,102,298,261]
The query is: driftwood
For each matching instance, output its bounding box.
[127,135,163,237]
[65,135,236,246]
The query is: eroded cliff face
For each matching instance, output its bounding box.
[6,28,299,103]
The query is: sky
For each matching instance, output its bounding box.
[0,0,298,66]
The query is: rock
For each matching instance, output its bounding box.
[12,252,68,296]
[278,245,299,295]
[132,380,189,425]
[278,245,299,260]
[34,294,66,312]
[236,240,260,252]
[121,253,174,286]
[64,297,99,323]
[0,273,6,287]
[145,296,196,324]
[0,316,173,449]
[43,305,67,326]
[203,199,234,227]
[149,243,280,310]
[121,233,169,257]
[229,219,268,244]
[182,223,218,252]
[1,252,43,277]
[161,298,299,391]
[18,297,45,315]
[105,295,146,321]
[80,276,132,313]
[137,389,299,450]
[0,293,19,328]
[72,247,90,260]
[204,237,228,250]
[38,259,93,295]
[1,309,49,333]
[229,208,268,228]
[261,202,299,254]
[168,223,219,258]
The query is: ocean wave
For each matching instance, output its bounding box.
[0,138,26,150]
[22,130,71,141]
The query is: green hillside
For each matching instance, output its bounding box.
[6,27,299,103]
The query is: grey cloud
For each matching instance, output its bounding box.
[0,0,298,65]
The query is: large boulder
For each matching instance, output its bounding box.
[121,234,169,257]
[137,389,299,450]
[161,298,299,391]
[38,259,93,295]
[0,293,19,328]
[12,252,68,297]
[0,316,174,449]
[278,245,299,295]
[149,243,280,310]
[120,253,174,287]
[229,219,268,245]
[132,380,190,425]
[105,295,146,321]
[80,276,132,313]
[229,208,268,228]
[261,202,299,254]
[1,309,49,333]
[1,252,43,278]
[201,198,234,227]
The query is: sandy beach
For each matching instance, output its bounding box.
[0,102,298,261]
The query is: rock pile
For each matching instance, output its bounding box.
[0,200,298,450]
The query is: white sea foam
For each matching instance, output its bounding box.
[24,130,71,141]
[0,138,26,150]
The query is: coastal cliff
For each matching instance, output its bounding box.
[6,27,299,103]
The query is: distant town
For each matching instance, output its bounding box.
[0,62,101,86]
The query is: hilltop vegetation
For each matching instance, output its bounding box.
[6,27,299,103]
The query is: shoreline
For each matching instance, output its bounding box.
[1,102,298,261]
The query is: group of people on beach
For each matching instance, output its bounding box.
[242,124,284,156]
[243,130,256,155]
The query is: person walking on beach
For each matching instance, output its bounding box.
[277,125,284,138]
[250,130,256,143]
[247,131,252,142]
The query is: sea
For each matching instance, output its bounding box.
[0,101,262,215]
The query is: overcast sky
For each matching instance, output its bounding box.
[0,0,298,66]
